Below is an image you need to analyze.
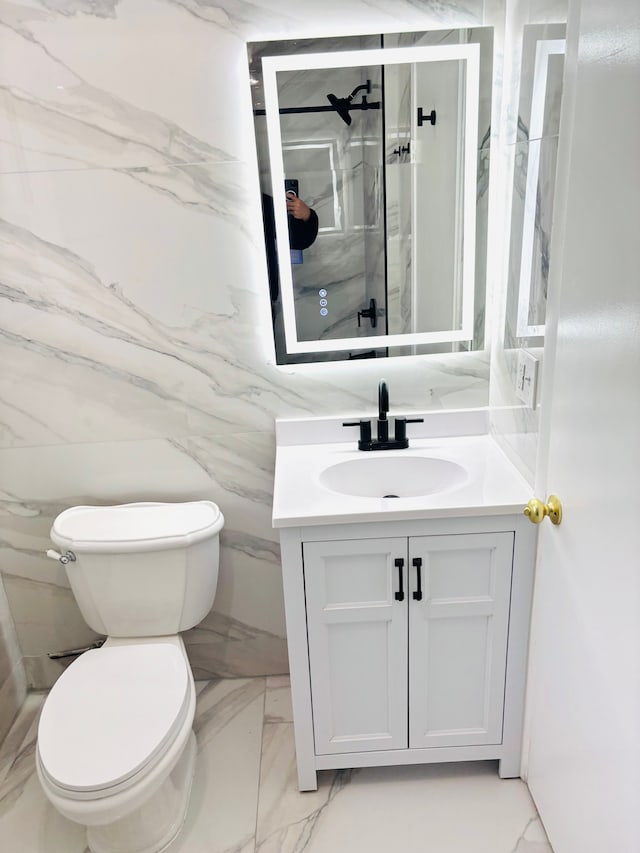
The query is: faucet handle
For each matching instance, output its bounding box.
[393,416,424,442]
[342,420,372,443]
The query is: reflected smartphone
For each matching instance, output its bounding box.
[285,179,303,264]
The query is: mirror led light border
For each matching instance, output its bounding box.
[516,38,565,339]
[262,43,481,355]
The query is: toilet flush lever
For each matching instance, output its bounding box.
[46,549,77,565]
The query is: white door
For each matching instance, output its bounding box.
[525,1,640,850]
[408,533,513,748]
[303,538,408,754]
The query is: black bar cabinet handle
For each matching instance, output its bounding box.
[412,557,423,601]
[394,558,405,601]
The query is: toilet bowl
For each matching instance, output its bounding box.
[36,501,224,853]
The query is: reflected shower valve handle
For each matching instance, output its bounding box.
[417,107,437,127]
[357,298,378,328]
[392,143,411,158]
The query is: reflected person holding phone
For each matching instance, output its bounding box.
[261,188,319,304]
[285,190,319,250]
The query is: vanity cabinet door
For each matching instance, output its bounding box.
[303,538,408,755]
[408,532,514,749]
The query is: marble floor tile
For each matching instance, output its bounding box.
[254,720,553,853]
[0,680,553,853]
[164,678,266,853]
[264,675,293,723]
[0,693,87,852]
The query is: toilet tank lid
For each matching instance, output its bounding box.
[51,501,224,553]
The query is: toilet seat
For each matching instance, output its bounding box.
[38,643,190,799]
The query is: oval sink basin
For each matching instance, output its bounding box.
[319,455,468,499]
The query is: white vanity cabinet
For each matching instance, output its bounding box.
[278,515,536,791]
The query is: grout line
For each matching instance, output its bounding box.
[251,679,268,853]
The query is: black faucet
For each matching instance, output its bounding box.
[343,380,424,451]
[377,380,389,442]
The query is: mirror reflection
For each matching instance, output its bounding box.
[248,29,493,364]
[505,24,566,349]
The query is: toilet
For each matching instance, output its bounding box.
[36,500,224,853]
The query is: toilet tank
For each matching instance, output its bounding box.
[50,502,224,637]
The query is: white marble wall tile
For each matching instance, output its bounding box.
[0,0,485,175]
[0,162,281,447]
[185,611,288,680]
[3,574,100,662]
[0,160,491,450]
[172,433,284,637]
[0,0,256,172]
[0,431,288,686]
[0,0,499,688]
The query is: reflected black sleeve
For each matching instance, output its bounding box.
[288,208,319,250]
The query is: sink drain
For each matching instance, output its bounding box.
[383,494,399,499]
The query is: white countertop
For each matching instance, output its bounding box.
[272,426,532,529]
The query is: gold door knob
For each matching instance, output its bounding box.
[524,495,563,525]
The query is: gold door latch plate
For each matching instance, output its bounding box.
[524,495,563,525]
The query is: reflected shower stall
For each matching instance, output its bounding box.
[249,30,490,365]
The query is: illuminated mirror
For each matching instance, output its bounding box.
[248,29,493,364]
[505,24,566,348]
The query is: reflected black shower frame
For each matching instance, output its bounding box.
[253,80,381,126]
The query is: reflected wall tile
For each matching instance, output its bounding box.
[504,139,559,347]
[515,24,566,144]
[490,3,567,482]
[502,6,567,146]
